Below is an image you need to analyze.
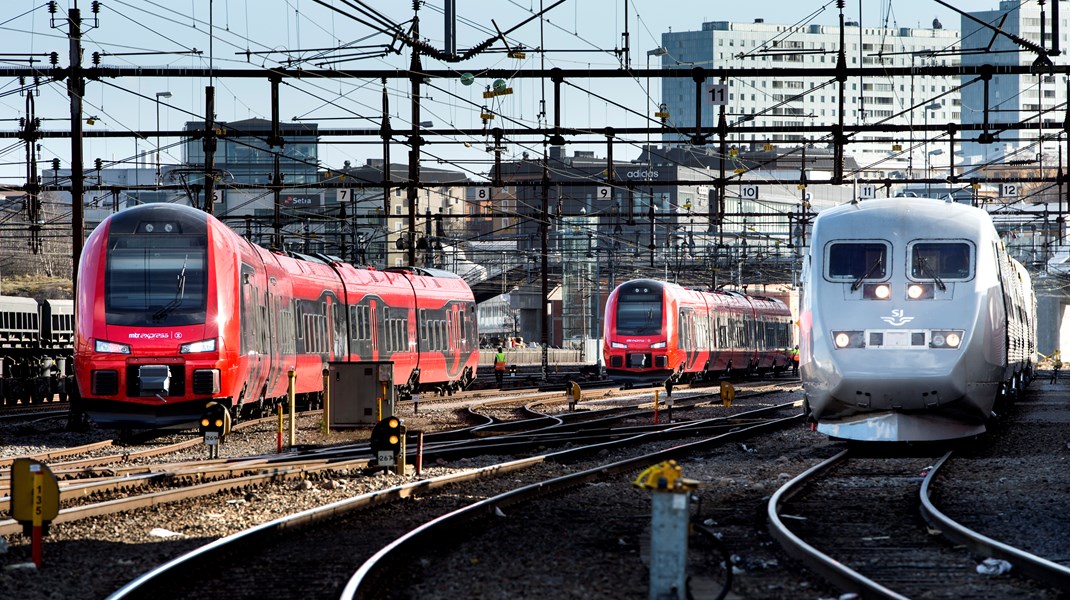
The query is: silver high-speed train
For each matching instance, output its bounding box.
[799,197,1036,442]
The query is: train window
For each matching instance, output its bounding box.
[104,234,208,326]
[910,242,971,279]
[615,290,663,335]
[826,242,887,281]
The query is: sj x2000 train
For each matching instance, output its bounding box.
[73,203,478,429]
[799,197,1035,442]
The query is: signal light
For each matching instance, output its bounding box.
[370,415,405,471]
[199,401,231,458]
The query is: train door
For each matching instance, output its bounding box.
[446,306,457,370]
[264,283,279,402]
[677,307,696,371]
[238,264,265,408]
[369,301,379,360]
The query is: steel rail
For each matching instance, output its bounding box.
[766,449,910,600]
[342,412,800,598]
[920,450,1070,590]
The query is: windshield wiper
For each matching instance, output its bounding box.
[850,255,883,291]
[152,255,188,322]
[915,254,946,291]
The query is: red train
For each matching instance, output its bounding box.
[73,203,478,429]
[603,279,793,384]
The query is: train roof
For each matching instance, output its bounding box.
[813,197,993,240]
[0,296,40,311]
[383,266,463,279]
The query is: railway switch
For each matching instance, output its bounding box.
[199,401,231,458]
[370,415,406,474]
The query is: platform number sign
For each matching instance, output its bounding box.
[1000,183,1019,199]
[705,84,728,106]
[596,186,612,201]
[473,187,491,201]
[740,184,759,200]
[859,184,876,200]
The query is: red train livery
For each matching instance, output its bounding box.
[73,203,478,429]
[603,279,793,384]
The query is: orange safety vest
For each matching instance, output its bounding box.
[494,353,507,371]
[791,349,799,362]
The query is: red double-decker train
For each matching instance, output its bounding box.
[73,203,478,429]
[603,279,793,384]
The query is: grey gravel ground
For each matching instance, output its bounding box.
[1,379,1065,600]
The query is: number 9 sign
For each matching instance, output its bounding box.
[596,186,612,201]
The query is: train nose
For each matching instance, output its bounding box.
[138,365,172,396]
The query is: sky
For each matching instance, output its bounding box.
[0,0,1019,185]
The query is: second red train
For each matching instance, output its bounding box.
[603,279,793,385]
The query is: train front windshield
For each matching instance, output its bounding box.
[614,285,664,335]
[910,242,971,279]
[827,242,887,280]
[105,232,208,327]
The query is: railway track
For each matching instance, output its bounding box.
[103,402,803,598]
[767,449,1068,598]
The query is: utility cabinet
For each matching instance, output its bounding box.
[328,361,395,427]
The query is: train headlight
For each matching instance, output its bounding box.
[862,284,891,300]
[930,330,964,349]
[907,284,934,300]
[180,338,217,353]
[611,342,628,349]
[832,330,865,349]
[94,339,131,354]
[650,341,667,349]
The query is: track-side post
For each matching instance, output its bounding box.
[634,461,699,600]
[287,369,296,448]
[321,368,330,437]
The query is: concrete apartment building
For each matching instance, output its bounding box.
[960,0,1070,163]
[659,18,961,174]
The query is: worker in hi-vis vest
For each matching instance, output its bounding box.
[494,347,507,386]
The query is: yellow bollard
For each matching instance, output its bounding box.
[654,389,660,423]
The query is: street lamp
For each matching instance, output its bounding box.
[155,91,172,186]
[645,47,667,268]
[924,101,941,197]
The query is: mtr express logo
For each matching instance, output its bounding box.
[127,332,182,340]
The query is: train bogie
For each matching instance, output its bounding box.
[800,197,1035,442]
